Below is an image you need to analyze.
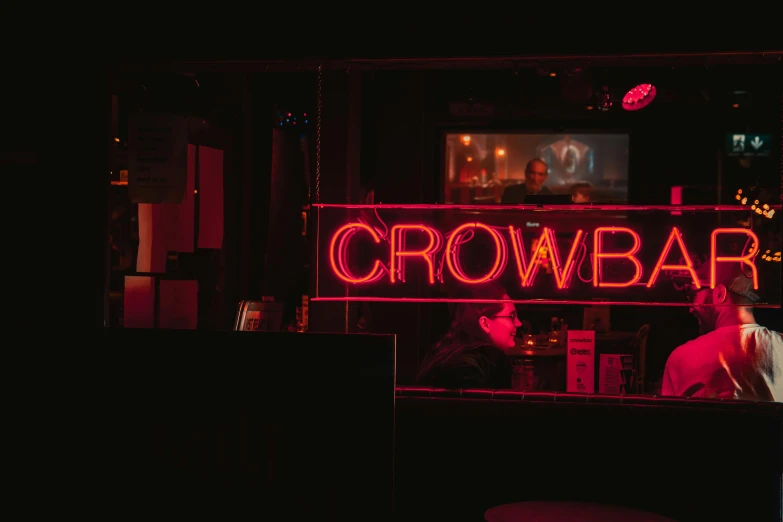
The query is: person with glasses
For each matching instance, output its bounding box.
[662,262,782,401]
[417,283,522,390]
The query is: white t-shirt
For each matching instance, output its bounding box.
[662,323,783,402]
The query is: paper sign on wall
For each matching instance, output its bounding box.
[599,354,635,395]
[128,111,189,204]
[567,330,595,393]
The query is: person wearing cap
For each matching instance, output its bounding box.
[661,262,783,401]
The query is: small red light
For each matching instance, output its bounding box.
[622,84,656,111]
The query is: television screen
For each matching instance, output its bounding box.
[444,133,630,204]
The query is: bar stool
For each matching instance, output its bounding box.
[485,501,677,522]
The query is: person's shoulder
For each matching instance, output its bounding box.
[670,336,700,354]
[466,344,512,388]
[502,184,525,199]
[450,343,508,370]
[742,325,783,346]
[742,324,783,337]
[418,344,508,389]
[668,333,716,363]
[471,344,512,372]
[669,327,748,362]
[469,343,507,359]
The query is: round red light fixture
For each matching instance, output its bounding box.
[622,84,656,111]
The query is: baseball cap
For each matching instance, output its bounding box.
[689,261,760,303]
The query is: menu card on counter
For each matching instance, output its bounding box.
[599,354,635,395]
[567,330,595,393]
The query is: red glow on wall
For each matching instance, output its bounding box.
[670,186,683,216]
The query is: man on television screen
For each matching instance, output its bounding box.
[501,158,553,204]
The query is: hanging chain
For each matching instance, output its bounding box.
[315,63,323,204]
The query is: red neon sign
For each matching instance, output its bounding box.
[445,223,507,284]
[592,227,643,288]
[391,225,441,284]
[329,223,386,283]
[711,227,759,290]
[646,227,699,289]
[315,205,780,306]
[329,222,757,289]
[509,226,582,289]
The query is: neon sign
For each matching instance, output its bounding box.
[315,204,781,307]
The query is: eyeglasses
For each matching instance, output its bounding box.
[491,311,518,322]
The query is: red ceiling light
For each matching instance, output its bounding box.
[622,84,656,111]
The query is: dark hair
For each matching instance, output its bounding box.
[525,158,548,174]
[570,182,592,195]
[417,283,508,381]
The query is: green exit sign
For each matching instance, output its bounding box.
[726,133,770,157]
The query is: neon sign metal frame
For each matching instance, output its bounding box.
[313,204,781,307]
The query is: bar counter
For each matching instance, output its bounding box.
[394,386,782,522]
